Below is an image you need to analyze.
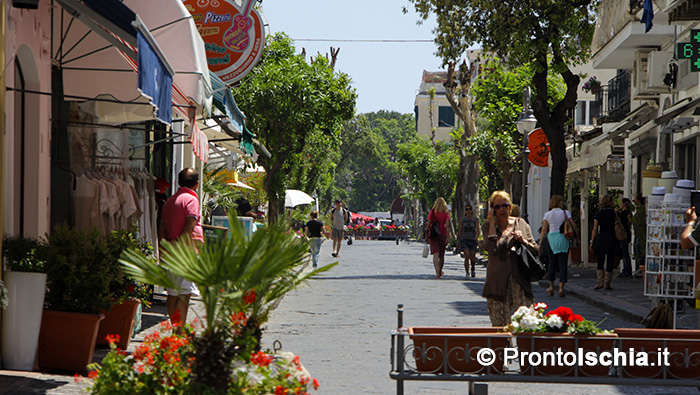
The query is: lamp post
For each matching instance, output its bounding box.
[516,87,537,223]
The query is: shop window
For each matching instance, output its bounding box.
[575,100,594,126]
[438,106,455,127]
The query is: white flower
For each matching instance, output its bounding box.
[545,314,564,329]
[520,314,541,330]
[534,302,548,311]
[510,321,520,328]
[512,306,531,321]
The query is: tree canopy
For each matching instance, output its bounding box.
[233,33,356,221]
[407,0,596,197]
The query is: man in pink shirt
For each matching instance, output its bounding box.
[159,168,203,325]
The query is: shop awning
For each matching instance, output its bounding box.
[579,133,612,170]
[54,0,174,123]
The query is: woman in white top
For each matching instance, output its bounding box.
[539,195,579,297]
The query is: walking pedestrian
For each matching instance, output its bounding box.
[617,198,633,278]
[331,199,349,257]
[457,204,480,278]
[632,195,646,277]
[305,211,324,268]
[539,195,578,298]
[159,168,203,325]
[481,191,538,326]
[426,197,451,278]
[590,195,618,290]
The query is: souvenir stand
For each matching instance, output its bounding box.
[644,196,696,328]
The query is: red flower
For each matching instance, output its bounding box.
[312,378,320,390]
[105,334,121,345]
[275,386,288,395]
[88,370,99,379]
[250,351,273,367]
[126,284,135,293]
[243,289,256,305]
[231,312,247,326]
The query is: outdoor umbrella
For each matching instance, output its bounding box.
[285,190,315,208]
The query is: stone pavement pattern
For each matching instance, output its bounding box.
[1,239,699,394]
[263,239,699,394]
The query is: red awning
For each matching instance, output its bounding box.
[350,212,375,221]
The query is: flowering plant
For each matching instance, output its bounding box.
[582,76,601,93]
[505,303,608,335]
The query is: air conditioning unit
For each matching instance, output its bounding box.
[674,59,700,92]
[646,51,673,92]
[632,49,656,99]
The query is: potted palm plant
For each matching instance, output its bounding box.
[117,215,335,392]
[38,225,118,372]
[1,235,48,371]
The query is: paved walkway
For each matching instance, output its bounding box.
[1,239,698,394]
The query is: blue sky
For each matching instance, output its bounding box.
[260,0,445,115]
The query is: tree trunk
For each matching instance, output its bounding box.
[445,61,480,227]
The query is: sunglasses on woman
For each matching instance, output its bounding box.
[492,203,510,210]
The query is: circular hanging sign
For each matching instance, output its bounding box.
[183,0,265,83]
[528,128,550,167]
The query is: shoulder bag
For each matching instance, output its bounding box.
[614,212,627,241]
[513,219,546,282]
[514,241,546,282]
[430,220,441,239]
[559,209,577,240]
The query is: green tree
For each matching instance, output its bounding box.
[233,33,357,221]
[407,0,596,197]
[397,137,459,214]
[332,111,416,212]
[470,58,566,204]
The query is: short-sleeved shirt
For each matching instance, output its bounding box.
[594,208,616,234]
[428,209,450,236]
[689,224,700,246]
[161,187,203,242]
[460,216,479,241]
[306,219,324,237]
[543,208,571,234]
[332,207,347,230]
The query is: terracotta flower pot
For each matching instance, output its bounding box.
[96,299,141,349]
[614,328,700,379]
[38,310,104,372]
[408,326,511,374]
[516,332,618,377]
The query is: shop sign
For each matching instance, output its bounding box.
[528,128,550,167]
[183,0,265,83]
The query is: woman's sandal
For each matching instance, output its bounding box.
[559,290,566,298]
[546,288,554,296]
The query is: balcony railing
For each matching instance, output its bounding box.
[591,71,631,124]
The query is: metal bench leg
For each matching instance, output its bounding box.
[469,382,488,395]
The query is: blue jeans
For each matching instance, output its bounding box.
[619,239,632,276]
[309,238,323,267]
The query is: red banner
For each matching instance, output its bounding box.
[183,0,265,83]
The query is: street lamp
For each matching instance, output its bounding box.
[516,87,537,223]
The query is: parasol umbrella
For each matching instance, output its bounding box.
[285,189,315,208]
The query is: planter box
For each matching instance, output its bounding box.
[96,299,140,349]
[516,332,618,377]
[38,310,104,372]
[1,271,47,371]
[614,328,700,379]
[408,326,511,374]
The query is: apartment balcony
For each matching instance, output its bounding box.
[590,0,675,69]
[591,71,632,124]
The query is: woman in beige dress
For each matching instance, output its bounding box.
[481,191,539,326]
